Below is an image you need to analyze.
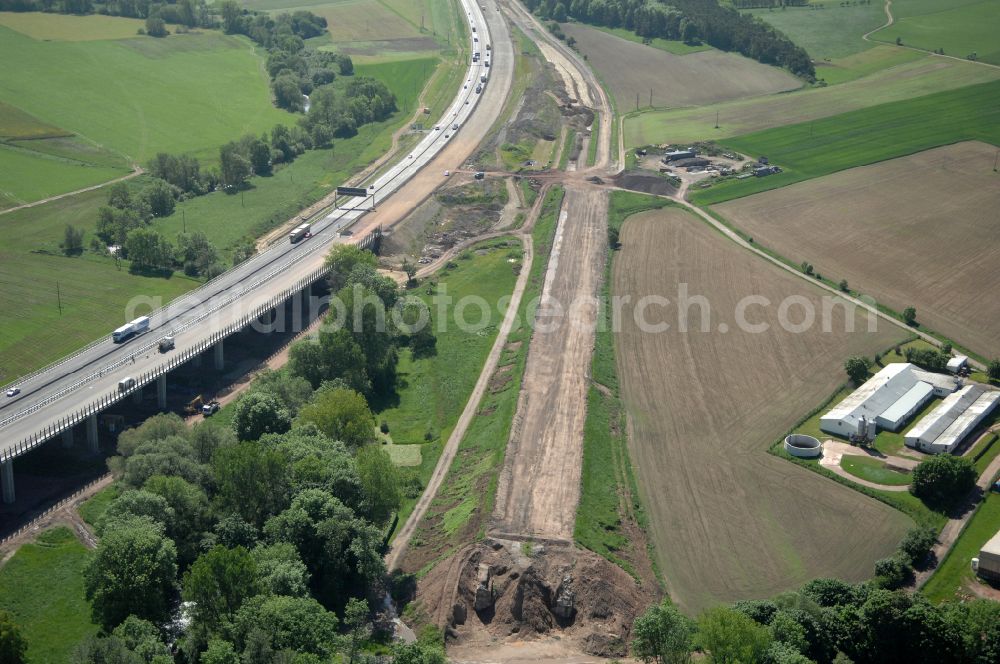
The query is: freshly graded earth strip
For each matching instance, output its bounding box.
[492,186,608,542]
[613,207,911,613]
[715,142,1000,359]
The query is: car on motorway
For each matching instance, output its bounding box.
[6,387,20,397]
[202,401,221,416]
[435,125,441,130]
[444,170,450,176]
[452,123,460,130]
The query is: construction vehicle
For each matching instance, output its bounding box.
[184,395,204,416]
[202,401,221,416]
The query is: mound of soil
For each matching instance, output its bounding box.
[613,171,677,197]
[415,540,658,657]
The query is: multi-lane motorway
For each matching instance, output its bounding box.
[0,0,513,499]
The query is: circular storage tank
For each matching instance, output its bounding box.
[784,434,821,458]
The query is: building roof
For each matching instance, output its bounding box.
[947,355,969,371]
[907,385,981,442]
[912,368,960,393]
[823,363,916,426]
[879,381,934,427]
[933,390,1000,453]
[982,528,1000,557]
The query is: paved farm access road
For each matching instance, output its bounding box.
[0,0,515,465]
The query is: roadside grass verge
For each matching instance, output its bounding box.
[558,130,576,170]
[841,456,911,487]
[922,493,1000,603]
[0,527,99,663]
[586,115,599,167]
[575,191,668,577]
[691,80,1000,205]
[406,187,564,568]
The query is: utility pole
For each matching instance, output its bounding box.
[715,110,719,129]
[649,87,652,108]
[241,190,245,208]
[994,148,999,172]
[635,92,639,111]
[56,281,62,315]
[182,208,186,233]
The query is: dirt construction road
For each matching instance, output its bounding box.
[491,185,608,542]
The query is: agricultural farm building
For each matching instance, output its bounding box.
[905,385,1000,454]
[974,528,1000,583]
[947,355,969,373]
[753,165,782,177]
[820,363,959,439]
[664,149,696,162]
[672,157,711,169]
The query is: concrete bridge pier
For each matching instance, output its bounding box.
[157,374,167,410]
[87,414,99,454]
[62,426,75,449]
[1,460,14,504]
[214,340,224,371]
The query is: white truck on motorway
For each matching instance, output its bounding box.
[118,377,137,392]
[289,222,312,244]
[112,316,150,343]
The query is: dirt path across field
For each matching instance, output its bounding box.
[863,0,1000,70]
[0,165,143,217]
[490,184,607,542]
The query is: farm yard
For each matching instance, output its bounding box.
[560,22,801,112]
[612,206,912,613]
[623,54,999,148]
[691,79,1000,204]
[714,141,1000,359]
[870,0,1000,64]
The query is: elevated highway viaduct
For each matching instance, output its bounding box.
[0,0,514,504]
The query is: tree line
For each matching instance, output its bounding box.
[631,577,1000,664]
[525,0,815,79]
[56,246,444,663]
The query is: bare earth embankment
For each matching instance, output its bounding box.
[613,207,912,613]
[491,186,608,542]
[715,141,1000,358]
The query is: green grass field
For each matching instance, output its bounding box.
[691,79,1000,205]
[871,0,1000,64]
[0,527,99,663]
[749,0,886,61]
[0,143,128,208]
[624,54,998,147]
[841,455,912,486]
[923,492,1000,603]
[0,24,293,165]
[0,11,149,40]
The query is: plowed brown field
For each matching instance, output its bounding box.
[613,207,912,613]
[715,142,1000,358]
